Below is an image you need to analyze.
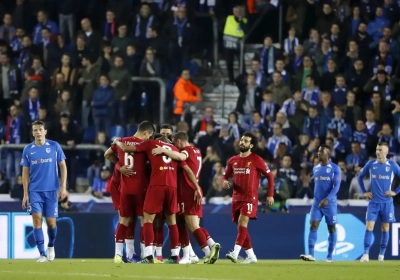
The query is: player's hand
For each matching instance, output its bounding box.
[319,199,328,208]
[22,194,29,210]
[266,196,274,206]
[194,189,203,205]
[222,180,230,189]
[384,190,396,197]
[152,145,164,156]
[364,192,373,200]
[111,137,121,145]
[59,189,69,200]
[120,165,134,176]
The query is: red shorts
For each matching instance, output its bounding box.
[109,179,120,210]
[119,192,145,217]
[144,185,178,214]
[231,201,257,223]
[178,187,202,218]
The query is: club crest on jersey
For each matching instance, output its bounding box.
[247,162,252,167]
[386,167,390,172]
[234,162,238,165]
[326,168,331,173]
[46,148,51,153]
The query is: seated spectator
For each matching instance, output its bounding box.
[20,68,42,104]
[301,137,320,168]
[87,131,108,188]
[227,112,243,139]
[345,141,368,171]
[326,129,346,160]
[0,13,16,44]
[254,36,282,78]
[303,29,319,60]
[139,47,161,78]
[289,44,304,73]
[283,25,299,59]
[254,137,272,161]
[363,70,393,101]
[279,154,298,186]
[54,89,74,119]
[125,44,141,76]
[33,10,59,45]
[378,123,397,156]
[52,53,78,87]
[367,7,389,43]
[261,164,290,212]
[266,122,292,157]
[353,120,368,151]
[92,166,112,198]
[327,105,352,139]
[199,146,220,194]
[205,162,232,203]
[275,111,298,146]
[280,90,309,132]
[294,56,320,92]
[303,105,326,139]
[349,165,371,199]
[48,73,67,108]
[92,75,114,136]
[250,111,268,140]
[275,59,292,88]
[99,41,113,74]
[291,134,310,170]
[345,59,368,102]
[257,89,279,126]
[80,55,100,128]
[330,74,347,105]
[343,91,362,129]
[194,106,217,136]
[371,92,391,123]
[272,142,288,169]
[216,125,235,164]
[22,87,41,124]
[197,123,218,157]
[267,71,291,107]
[70,35,89,68]
[315,36,335,75]
[295,168,314,199]
[0,171,10,194]
[320,59,338,92]
[10,174,23,199]
[301,75,320,105]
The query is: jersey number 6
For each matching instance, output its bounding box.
[124,153,134,169]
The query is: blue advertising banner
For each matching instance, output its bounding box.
[1,212,400,260]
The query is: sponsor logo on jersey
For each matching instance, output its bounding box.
[371,174,390,179]
[31,158,53,165]
[233,168,250,174]
[304,214,372,260]
[315,176,331,181]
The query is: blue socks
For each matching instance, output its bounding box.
[33,228,45,255]
[328,231,337,257]
[364,230,373,254]
[308,229,317,256]
[380,231,389,256]
[48,226,57,247]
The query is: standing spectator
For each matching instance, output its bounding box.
[0,13,15,44]
[48,73,66,108]
[87,131,108,187]
[103,10,117,41]
[295,168,314,199]
[52,54,78,88]
[32,10,58,45]
[330,74,347,105]
[280,90,309,132]
[235,73,262,130]
[226,111,242,140]
[235,58,267,91]
[250,111,268,140]
[197,123,219,157]
[327,106,352,140]
[378,123,397,156]
[363,70,394,102]
[58,0,77,44]
[329,23,345,55]
[80,55,100,128]
[301,75,320,105]
[316,3,339,37]
[132,3,155,55]
[216,125,235,164]
[266,122,292,157]
[173,69,201,124]
[367,7,389,42]
[147,25,167,67]
[275,111,298,146]
[345,59,368,103]
[125,44,141,77]
[18,36,36,76]
[294,56,319,91]
[54,89,75,118]
[257,89,279,126]
[79,18,101,58]
[0,52,21,113]
[92,75,114,136]
[108,55,132,124]
[37,27,51,68]
[320,59,338,92]
[303,105,325,140]
[111,24,133,54]
[206,162,232,203]
[344,6,363,39]
[223,5,247,83]
[10,27,25,59]
[315,37,335,75]
[351,22,372,60]
[22,86,40,124]
[372,40,393,75]
[70,35,88,69]
[140,47,162,78]
[12,0,32,34]
[20,68,42,104]
[279,154,298,186]
[349,165,370,199]
[199,145,220,194]
[345,141,367,171]
[47,35,72,75]
[255,36,281,79]
[343,91,362,129]
[267,71,292,107]
[303,29,320,60]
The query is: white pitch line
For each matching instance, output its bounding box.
[0,270,234,280]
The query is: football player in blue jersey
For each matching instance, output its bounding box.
[21,120,68,262]
[300,144,341,262]
[357,142,400,262]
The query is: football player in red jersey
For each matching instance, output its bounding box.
[152,131,221,264]
[109,121,154,263]
[114,134,201,264]
[222,132,274,264]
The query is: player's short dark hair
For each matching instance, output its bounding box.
[377,142,389,148]
[173,131,188,142]
[319,144,331,152]
[32,120,46,129]
[242,132,258,149]
[161,124,173,131]
[138,121,155,134]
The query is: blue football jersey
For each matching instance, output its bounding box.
[312,162,341,204]
[21,140,66,192]
[358,159,400,203]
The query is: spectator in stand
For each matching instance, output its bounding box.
[22,87,40,124]
[343,6,363,39]
[194,106,217,136]
[343,91,362,129]
[54,89,75,119]
[329,23,346,56]
[327,129,346,160]
[236,72,262,130]
[353,120,368,151]
[32,10,58,45]
[371,92,391,123]
[235,58,267,91]
[316,3,339,37]
[346,141,367,171]
[290,45,304,74]
[37,27,51,69]
[0,13,15,44]
[275,59,292,88]
[10,27,25,59]
[373,40,393,75]
[301,74,320,105]
[280,90,309,132]
[80,55,100,128]
[147,25,167,68]
[294,56,319,91]
[108,54,132,124]
[275,111,298,146]
[227,112,243,140]
[368,7,389,43]
[295,168,314,199]
[279,154,298,186]
[111,24,132,54]
[87,131,108,188]
[215,125,235,165]
[173,69,201,124]
[206,162,232,203]
[199,145,220,194]
[266,122,292,158]
[48,73,66,108]
[267,71,291,107]
[78,18,101,58]
[318,91,334,121]
[125,44,141,77]
[345,59,368,103]
[132,3,156,55]
[328,106,352,140]
[197,123,218,157]
[52,54,78,88]
[10,174,23,199]
[37,106,53,133]
[92,166,112,198]
[364,70,394,102]
[303,29,320,60]
[18,36,37,76]
[315,36,335,76]
[92,75,114,136]
[378,123,397,156]
[255,36,281,79]
[103,10,117,42]
[283,26,299,60]
[301,137,320,168]
[291,134,310,170]
[320,59,338,92]
[267,164,290,212]
[70,35,88,69]
[302,105,326,141]
[330,74,347,105]
[0,171,10,194]
[100,42,115,75]
[349,165,370,199]
[250,111,268,140]
[0,52,21,113]
[339,40,363,73]
[257,89,279,126]
[57,0,77,44]
[352,22,372,60]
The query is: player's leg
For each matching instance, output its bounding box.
[45,217,57,261]
[139,216,145,259]
[300,205,322,261]
[226,214,250,263]
[114,194,135,263]
[378,202,395,261]
[32,212,48,262]
[153,216,165,261]
[177,216,191,264]
[43,191,58,262]
[163,186,180,264]
[361,202,378,262]
[201,226,216,248]
[324,206,338,262]
[125,216,137,261]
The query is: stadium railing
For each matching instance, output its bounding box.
[0,144,112,168]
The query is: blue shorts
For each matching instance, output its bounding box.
[366,201,396,223]
[310,204,337,225]
[28,191,58,218]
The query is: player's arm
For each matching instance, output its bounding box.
[357,161,371,194]
[386,162,400,196]
[104,147,118,163]
[221,159,233,188]
[115,139,137,153]
[258,160,274,198]
[55,143,68,199]
[181,164,203,204]
[152,145,188,161]
[325,166,341,201]
[22,166,30,209]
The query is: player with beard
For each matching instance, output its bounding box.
[222,132,274,264]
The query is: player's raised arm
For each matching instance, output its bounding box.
[357,161,371,194]
[325,165,341,201]
[152,145,188,161]
[104,147,118,163]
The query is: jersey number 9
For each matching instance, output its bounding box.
[162,145,172,164]
[124,153,134,169]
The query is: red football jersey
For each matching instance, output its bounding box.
[111,161,121,185]
[178,146,202,191]
[222,153,271,203]
[135,139,179,188]
[111,136,148,194]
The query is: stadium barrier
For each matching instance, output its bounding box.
[1,212,399,260]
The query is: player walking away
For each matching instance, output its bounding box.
[21,120,68,262]
[357,142,400,262]
[300,145,341,263]
[222,132,274,264]
[152,131,221,264]
[106,121,154,263]
[115,135,197,264]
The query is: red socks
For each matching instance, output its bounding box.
[168,224,179,249]
[116,224,128,243]
[143,222,154,247]
[178,225,190,247]
[193,228,208,248]
[243,232,252,250]
[154,226,164,246]
[201,228,211,240]
[126,222,135,239]
[115,222,120,238]
[235,226,248,247]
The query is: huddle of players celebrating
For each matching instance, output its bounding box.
[104,121,275,264]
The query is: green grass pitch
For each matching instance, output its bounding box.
[0,259,398,280]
